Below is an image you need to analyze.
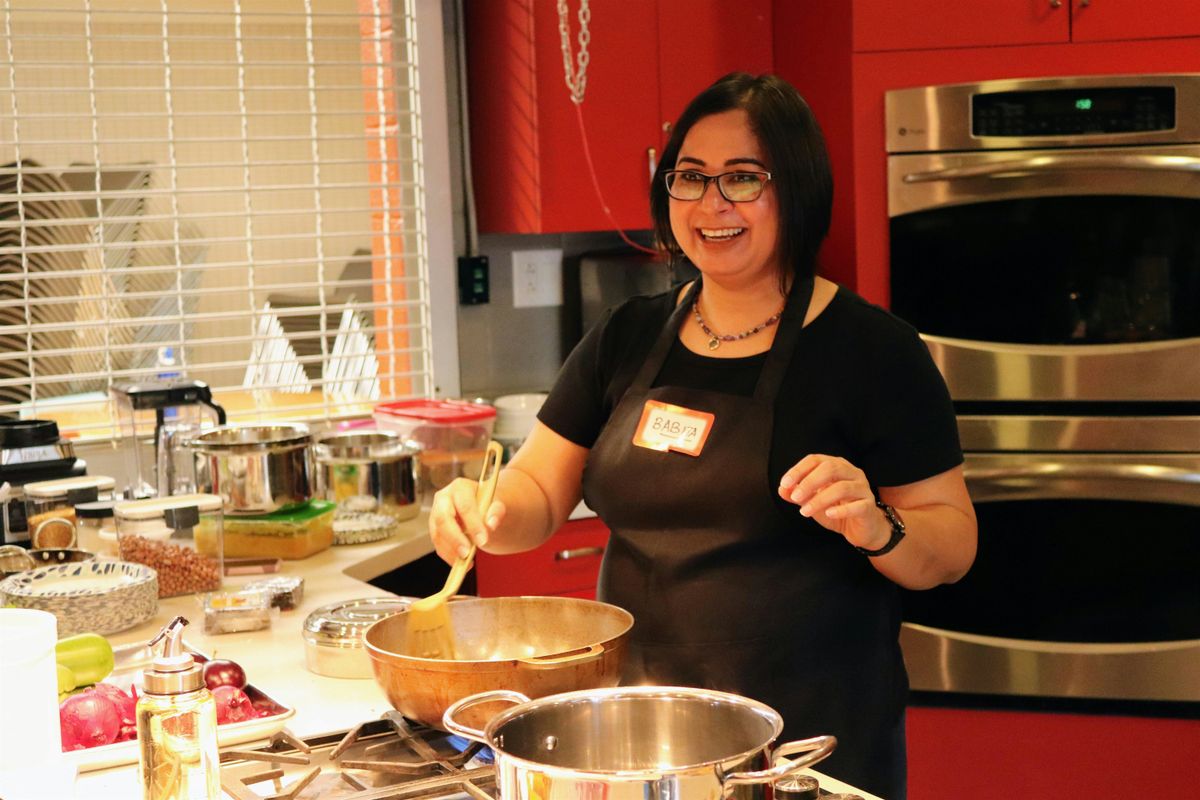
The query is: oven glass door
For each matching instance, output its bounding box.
[900,452,1200,702]
[892,194,1200,345]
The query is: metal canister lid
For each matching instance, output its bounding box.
[302,596,413,647]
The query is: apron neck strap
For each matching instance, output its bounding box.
[753,275,814,402]
[629,279,702,392]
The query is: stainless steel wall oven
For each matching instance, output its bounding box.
[885,74,1200,706]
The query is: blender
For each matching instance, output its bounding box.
[110,380,226,499]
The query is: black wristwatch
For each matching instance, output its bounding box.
[856,501,906,557]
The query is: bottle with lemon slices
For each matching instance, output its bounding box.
[136,616,220,800]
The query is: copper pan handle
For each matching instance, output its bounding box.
[517,643,604,668]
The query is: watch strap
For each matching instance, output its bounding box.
[856,500,906,557]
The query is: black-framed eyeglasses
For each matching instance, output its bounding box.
[662,169,772,202]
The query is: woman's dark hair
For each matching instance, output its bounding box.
[650,73,833,284]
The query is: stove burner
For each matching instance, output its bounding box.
[219,713,498,800]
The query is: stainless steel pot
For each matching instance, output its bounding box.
[443,686,837,800]
[363,596,632,730]
[189,424,312,515]
[313,430,420,521]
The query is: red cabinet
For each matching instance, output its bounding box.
[1072,0,1200,42]
[907,704,1200,799]
[465,0,771,235]
[853,0,1200,52]
[853,0,1069,52]
[474,516,609,599]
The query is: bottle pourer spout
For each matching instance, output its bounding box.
[148,615,193,673]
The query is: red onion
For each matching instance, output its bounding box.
[211,684,255,724]
[59,690,121,751]
[88,683,138,741]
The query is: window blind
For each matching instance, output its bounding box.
[0,0,434,439]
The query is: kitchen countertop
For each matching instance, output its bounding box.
[72,512,881,799]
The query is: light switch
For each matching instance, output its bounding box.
[511,249,563,308]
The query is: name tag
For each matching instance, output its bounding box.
[632,400,714,457]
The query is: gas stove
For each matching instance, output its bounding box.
[217,713,862,800]
[218,712,497,800]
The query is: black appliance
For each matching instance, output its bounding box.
[0,419,87,546]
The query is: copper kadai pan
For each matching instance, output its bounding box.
[363,596,633,730]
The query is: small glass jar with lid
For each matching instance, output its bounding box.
[114,493,224,598]
[74,500,117,556]
[23,475,116,549]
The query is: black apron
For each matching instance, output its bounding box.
[582,277,907,799]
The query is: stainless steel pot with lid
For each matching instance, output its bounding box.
[190,424,312,515]
[443,686,836,800]
[313,430,420,523]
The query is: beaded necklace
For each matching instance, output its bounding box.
[691,298,784,351]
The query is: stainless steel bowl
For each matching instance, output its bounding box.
[313,430,420,522]
[190,424,312,515]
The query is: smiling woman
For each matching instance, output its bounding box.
[426,73,976,800]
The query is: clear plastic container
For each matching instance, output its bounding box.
[114,493,224,598]
[74,500,116,556]
[372,400,496,494]
[203,588,273,634]
[23,475,116,549]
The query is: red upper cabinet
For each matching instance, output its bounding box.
[853,0,1200,52]
[853,0,1069,52]
[655,0,774,137]
[1071,0,1200,43]
[466,0,772,235]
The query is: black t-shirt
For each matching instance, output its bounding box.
[540,284,963,490]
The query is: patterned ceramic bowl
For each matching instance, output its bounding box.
[0,560,158,637]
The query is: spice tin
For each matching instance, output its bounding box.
[302,596,412,678]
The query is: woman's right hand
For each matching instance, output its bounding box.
[427,477,507,564]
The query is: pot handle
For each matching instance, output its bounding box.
[441,689,530,741]
[517,643,605,668]
[720,735,838,796]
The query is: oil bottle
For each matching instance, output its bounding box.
[136,616,220,800]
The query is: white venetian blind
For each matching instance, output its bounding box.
[0,0,433,439]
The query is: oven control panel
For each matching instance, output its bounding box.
[973,86,1175,137]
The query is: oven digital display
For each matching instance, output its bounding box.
[972,86,1175,136]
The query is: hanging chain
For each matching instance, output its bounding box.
[557,0,590,105]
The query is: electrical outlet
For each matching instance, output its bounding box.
[511,249,563,308]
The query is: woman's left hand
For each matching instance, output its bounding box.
[778,453,891,552]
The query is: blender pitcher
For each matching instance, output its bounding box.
[111,380,227,499]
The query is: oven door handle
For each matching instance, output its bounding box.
[965,460,1200,504]
[902,153,1200,184]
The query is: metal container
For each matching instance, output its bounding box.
[313,431,420,522]
[444,686,836,800]
[303,596,414,679]
[190,424,312,515]
[364,596,632,730]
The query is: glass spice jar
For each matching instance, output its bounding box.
[74,500,116,556]
[115,493,224,598]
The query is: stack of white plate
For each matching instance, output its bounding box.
[492,393,547,459]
